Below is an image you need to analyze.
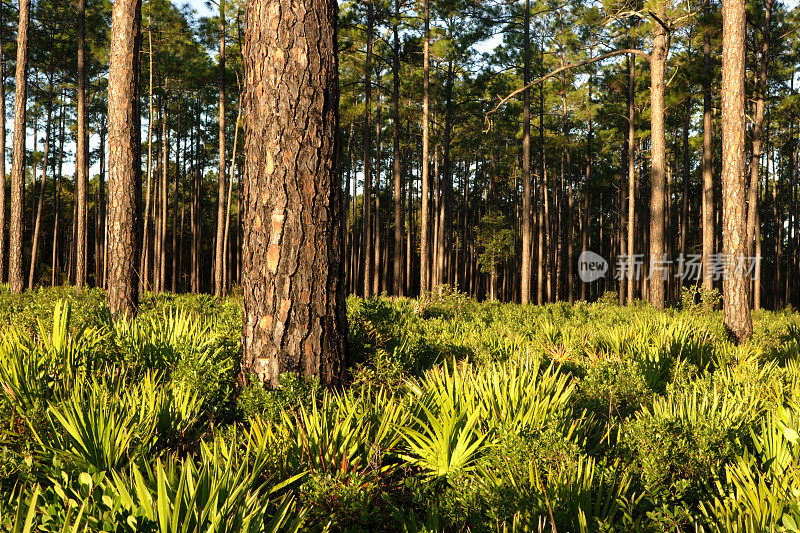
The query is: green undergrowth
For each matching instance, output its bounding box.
[1,284,799,531]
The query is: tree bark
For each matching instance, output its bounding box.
[721,0,752,341]
[392,0,404,297]
[75,0,88,290]
[702,3,715,295]
[8,0,32,294]
[95,118,106,287]
[28,72,54,289]
[107,0,142,319]
[419,0,431,294]
[361,1,373,297]
[0,0,6,284]
[626,53,636,304]
[241,0,347,386]
[746,0,771,307]
[142,16,154,292]
[215,0,227,297]
[520,0,532,304]
[649,4,667,310]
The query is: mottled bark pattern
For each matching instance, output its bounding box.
[107,0,142,319]
[76,0,88,290]
[242,0,346,386]
[648,7,667,310]
[702,13,714,294]
[721,0,752,341]
[8,0,31,294]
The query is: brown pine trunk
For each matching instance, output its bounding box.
[649,6,667,310]
[75,0,88,291]
[626,53,637,304]
[52,101,66,286]
[361,1,373,297]
[520,1,532,304]
[680,97,690,285]
[141,17,154,292]
[392,0,403,297]
[95,118,106,287]
[214,0,227,297]
[107,0,142,318]
[0,0,6,283]
[438,59,454,293]
[241,0,346,386]
[721,0,752,341]
[28,73,54,289]
[160,96,168,292]
[747,0,771,307]
[8,0,31,294]
[419,0,431,294]
[373,87,382,295]
[223,92,242,292]
[172,111,180,293]
[702,4,715,295]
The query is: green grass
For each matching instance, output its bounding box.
[1,285,799,531]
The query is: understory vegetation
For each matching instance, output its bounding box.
[1,286,799,532]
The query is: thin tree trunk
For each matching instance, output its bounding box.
[746,0,771,308]
[141,16,154,292]
[0,0,6,284]
[702,2,715,295]
[95,118,106,287]
[626,53,636,304]
[214,0,227,297]
[649,4,668,309]
[172,111,181,292]
[374,85,382,295]
[223,91,242,292]
[419,0,431,294]
[75,0,88,290]
[52,98,66,286]
[392,0,403,296]
[29,72,54,289]
[160,94,169,292]
[361,1,374,297]
[680,96,690,285]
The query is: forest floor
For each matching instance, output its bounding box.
[1,285,799,531]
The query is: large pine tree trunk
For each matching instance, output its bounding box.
[107,0,142,319]
[214,0,227,297]
[241,0,346,386]
[648,7,667,310]
[75,0,88,291]
[8,0,32,294]
[721,0,752,341]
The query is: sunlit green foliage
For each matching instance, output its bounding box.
[1,286,800,531]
